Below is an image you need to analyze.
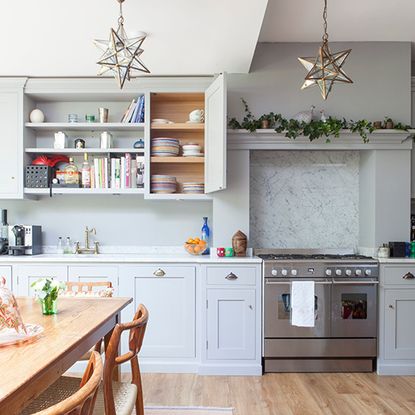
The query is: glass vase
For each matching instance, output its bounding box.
[41,296,58,315]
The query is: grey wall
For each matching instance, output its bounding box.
[228,42,411,124]
[250,151,359,249]
[0,197,211,247]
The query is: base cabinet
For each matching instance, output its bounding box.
[206,288,256,360]
[384,289,415,360]
[119,265,196,359]
[14,265,68,296]
[378,264,415,374]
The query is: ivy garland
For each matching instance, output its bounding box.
[228,99,411,143]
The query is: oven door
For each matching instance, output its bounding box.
[331,279,378,338]
[264,278,331,338]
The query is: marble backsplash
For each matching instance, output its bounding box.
[250,151,359,249]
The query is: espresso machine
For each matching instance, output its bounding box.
[0,209,8,255]
[8,225,42,256]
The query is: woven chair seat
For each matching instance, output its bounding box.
[22,376,137,415]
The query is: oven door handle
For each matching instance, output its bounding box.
[332,280,379,285]
[265,280,332,285]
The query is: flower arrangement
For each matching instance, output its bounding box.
[31,278,66,315]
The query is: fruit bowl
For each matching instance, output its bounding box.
[184,239,207,255]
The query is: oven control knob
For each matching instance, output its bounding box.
[335,269,342,276]
[281,269,288,276]
[365,269,372,276]
[291,269,298,276]
[325,269,332,276]
[355,269,362,276]
[271,269,278,276]
[345,269,352,276]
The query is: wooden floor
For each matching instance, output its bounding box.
[141,373,415,415]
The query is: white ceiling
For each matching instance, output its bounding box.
[259,0,415,52]
[0,0,268,76]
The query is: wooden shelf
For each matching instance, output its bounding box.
[151,123,204,131]
[150,156,204,163]
[25,148,145,155]
[25,122,145,132]
[147,193,211,201]
[24,188,144,195]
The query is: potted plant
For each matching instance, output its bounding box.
[384,117,394,129]
[259,113,276,129]
[31,278,66,315]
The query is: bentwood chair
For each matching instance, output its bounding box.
[21,351,102,415]
[24,304,149,415]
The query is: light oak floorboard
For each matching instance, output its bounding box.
[135,373,415,415]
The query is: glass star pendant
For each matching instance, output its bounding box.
[298,42,352,100]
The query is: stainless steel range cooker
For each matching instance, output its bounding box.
[257,250,379,373]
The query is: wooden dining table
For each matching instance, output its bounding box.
[0,296,132,415]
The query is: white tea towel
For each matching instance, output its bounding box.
[291,281,315,327]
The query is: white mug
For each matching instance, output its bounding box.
[189,109,204,123]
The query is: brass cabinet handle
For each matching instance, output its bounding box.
[403,272,415,280]
[153,268,166,277]
[225,272,238,281]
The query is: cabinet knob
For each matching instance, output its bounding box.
[11,176,15,180]
[389,304,394,309]
[403,272,415,280]
[225,272,238,281]
[153,268,166,277]
[249,305,253,310]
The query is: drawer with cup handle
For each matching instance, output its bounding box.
[381,265,415,285]
[206,266,257,286]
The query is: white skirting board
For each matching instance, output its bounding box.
[377,362,415,376]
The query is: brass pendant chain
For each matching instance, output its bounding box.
[322,0,328,45]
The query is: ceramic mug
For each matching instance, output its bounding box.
[189,109,204,123]
[225,247,234,257]
[216,247,225,257]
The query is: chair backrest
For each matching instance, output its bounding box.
[65,281,113,297]
[34,351,103,415]
[103,304,149,415]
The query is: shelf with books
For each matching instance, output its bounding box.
[25,122,145,132]
[24,188,145,195]
[25,148,145,155]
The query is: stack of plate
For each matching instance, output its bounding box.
[182,182,205,194]
[152,138,180,157]
[151,175,177,194]
[182,144,203,157]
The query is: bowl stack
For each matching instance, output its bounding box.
[151,138,180,157]
[182,182,205,194]
[151,175,177,194]
[182,143,203,157]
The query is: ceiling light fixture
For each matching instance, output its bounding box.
[298,0,352,100]
[94,0,150,89]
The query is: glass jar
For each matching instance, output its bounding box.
[40,296,58,315]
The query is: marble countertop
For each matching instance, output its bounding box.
[0,253,262,264]
[377,257,415,264]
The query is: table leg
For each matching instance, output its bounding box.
[104,312,121,381]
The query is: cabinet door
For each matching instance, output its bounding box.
[207,288,255,360]
[119,265,196,358]
[68,266,118,294]
[0,266,12,291]
[205,73,227,193]
[0,88,22,198]
[15,265,68,296]
[385,289,415,359]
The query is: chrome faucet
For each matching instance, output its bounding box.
[75,226,99,254]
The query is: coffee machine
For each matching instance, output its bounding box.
[8,225,42,256]
[0,209,8,255]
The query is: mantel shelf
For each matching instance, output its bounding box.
[227,129,413,151]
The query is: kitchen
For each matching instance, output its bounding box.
[0,1,415,414]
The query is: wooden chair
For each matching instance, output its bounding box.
[21,351,102,415]
[25,304,149,415]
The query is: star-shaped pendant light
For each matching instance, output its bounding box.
[298,0,352,100]
[94,0,150,89]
